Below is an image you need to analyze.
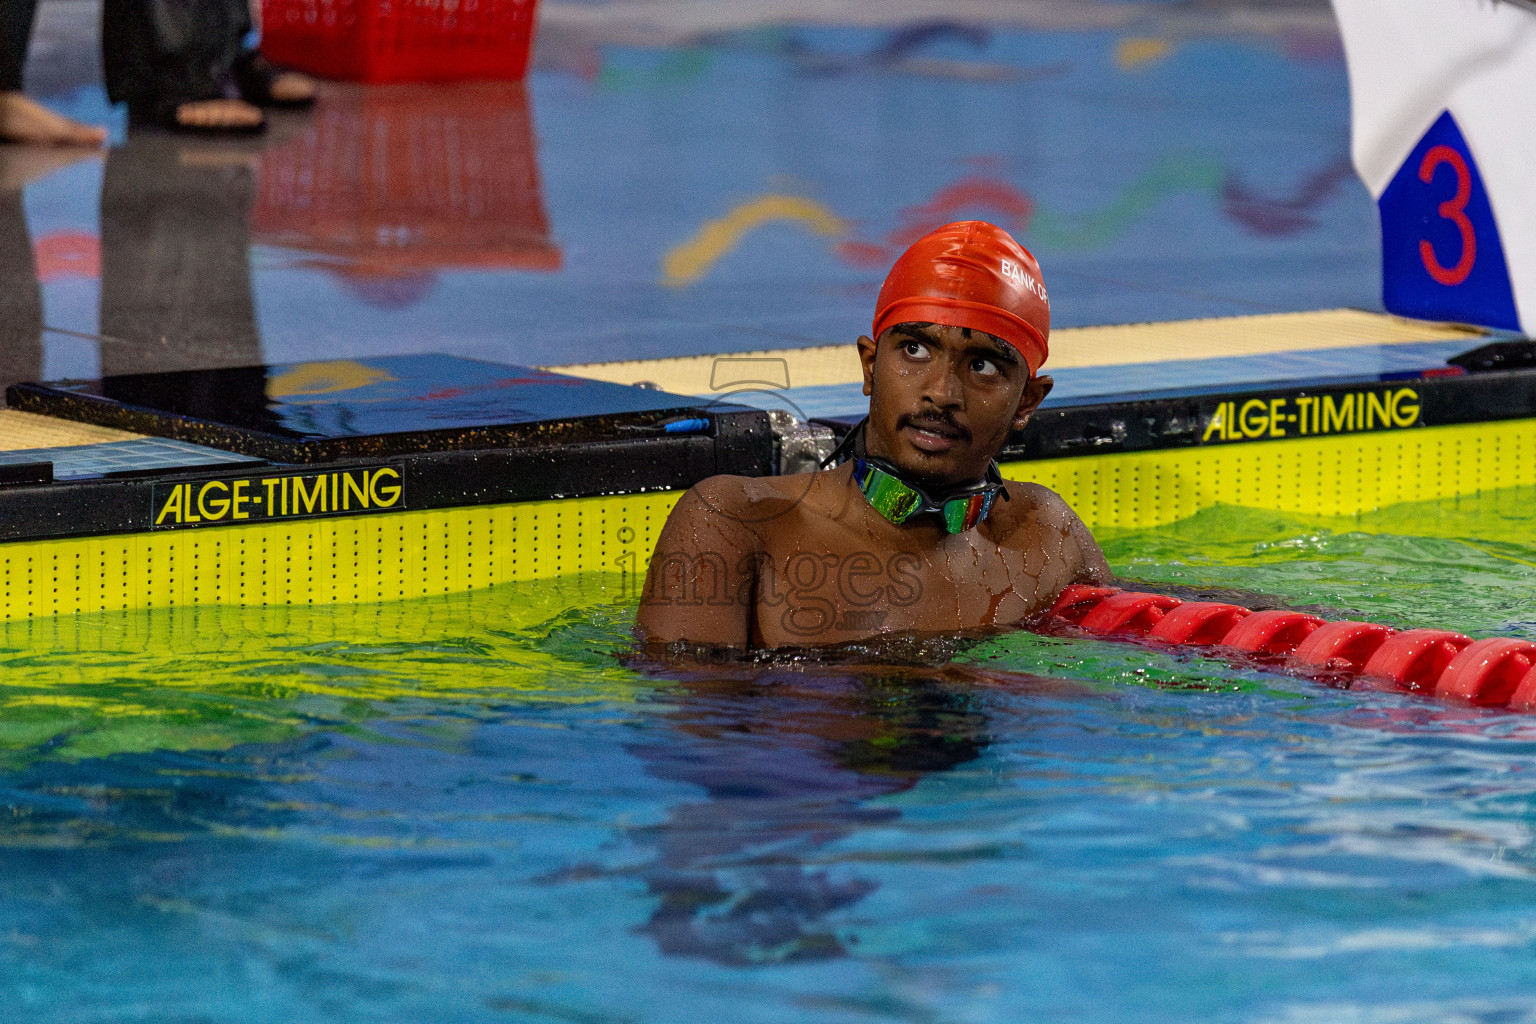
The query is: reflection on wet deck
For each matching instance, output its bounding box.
[253,84,559,282]
[12,1,1373,392]
[8,79,558,388]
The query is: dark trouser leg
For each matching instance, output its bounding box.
[0,0,39,92]
[101,0,251,112]
[0,189,43,390]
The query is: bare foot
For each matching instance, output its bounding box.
[269,71,317,104]
[0,146,100,191]
[175,98,265,130]
[0,92,107,146]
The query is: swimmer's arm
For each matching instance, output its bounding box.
[636,479,762,649]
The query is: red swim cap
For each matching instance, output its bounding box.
[872,221,1050,376]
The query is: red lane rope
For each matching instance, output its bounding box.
[1043,586,1536,711]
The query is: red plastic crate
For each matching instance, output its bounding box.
[261,0,538,84]
[252,83,561,284]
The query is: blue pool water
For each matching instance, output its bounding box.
[4,493,1536,1021]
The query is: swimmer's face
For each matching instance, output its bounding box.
[857,322,1052,489]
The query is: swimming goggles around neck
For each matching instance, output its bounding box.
[824,419,1009,534]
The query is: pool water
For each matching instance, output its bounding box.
[6,489,1536,1022]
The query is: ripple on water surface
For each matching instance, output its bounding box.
[2,489,1536,1021]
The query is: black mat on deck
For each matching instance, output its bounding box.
[8,354,750,464]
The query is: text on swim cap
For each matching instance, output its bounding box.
[1000,259,1047,303]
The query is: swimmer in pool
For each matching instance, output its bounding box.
[638,220,1112,650]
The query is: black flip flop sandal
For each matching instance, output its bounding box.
[234,50,318,110]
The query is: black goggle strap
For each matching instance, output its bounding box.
[820,416,869,469]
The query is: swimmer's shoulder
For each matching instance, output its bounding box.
[671,472,811,526]
[992,480,1112,582]
[687,464,853,510]
[668,467,857,543]
[994,480,1081,531]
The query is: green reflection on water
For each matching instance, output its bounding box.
[1,482,1534,769]
[0,574,644,772]
[1098,485,1536,636]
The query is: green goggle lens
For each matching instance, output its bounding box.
[852,458,1001,534]
[857,465,925,522]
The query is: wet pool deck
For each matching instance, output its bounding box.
[10,0,1388,414]
[553,309,1488,420]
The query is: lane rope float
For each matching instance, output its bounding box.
[1044,585,1536,710]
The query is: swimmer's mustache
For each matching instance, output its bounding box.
[897,411,969,440]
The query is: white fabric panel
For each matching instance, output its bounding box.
[1332,0,1536,329]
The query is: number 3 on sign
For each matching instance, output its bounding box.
[1418,144,1476,286]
